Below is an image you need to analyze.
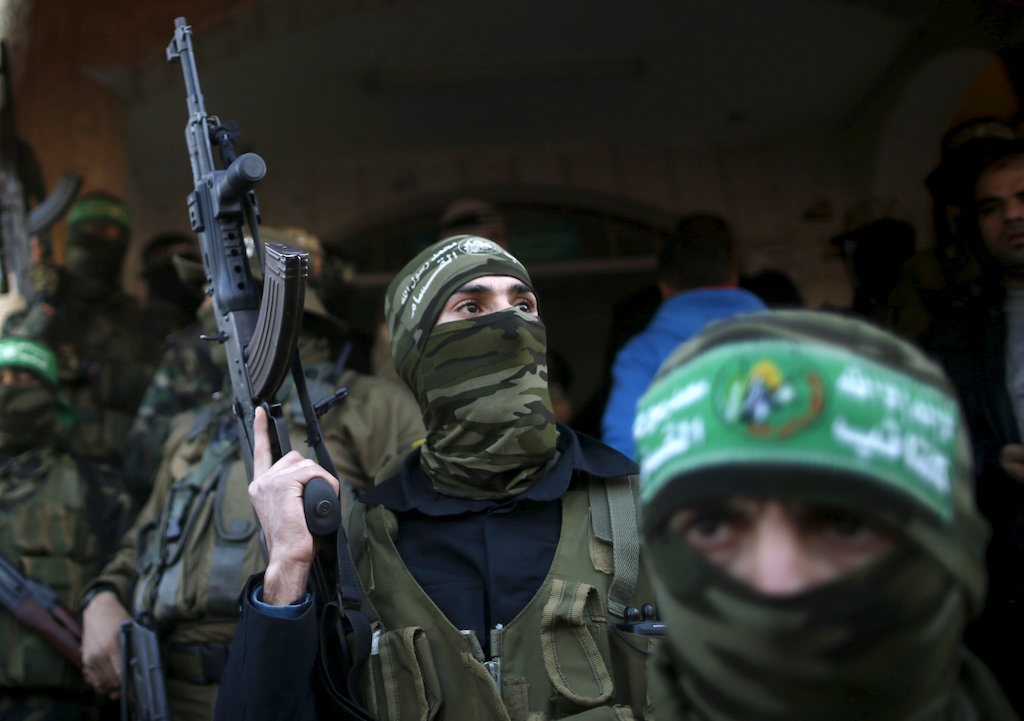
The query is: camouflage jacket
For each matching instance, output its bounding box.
[0,444,131,689]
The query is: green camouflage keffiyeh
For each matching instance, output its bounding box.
[414,308,557,498]
[648,538,970,721]
[385,235,532,385]
[384,236,557,498]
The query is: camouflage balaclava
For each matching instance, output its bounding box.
[634,310,996,721]
[66,193,133,297]
[0,338,63,453]
[385,236,557,499]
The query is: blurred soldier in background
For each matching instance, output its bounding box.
[138,232,202,336]
[6,192,165,472]
[0,337,130,721]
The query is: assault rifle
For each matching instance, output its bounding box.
[0,40,82,298]
[0,552,83,667]
[165,17,339,536]
[167,18,376,721]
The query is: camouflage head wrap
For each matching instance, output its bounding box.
[634,310,993,720]
[385,235,532,382]
[385,236,557,498]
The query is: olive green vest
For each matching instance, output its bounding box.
[130,365,356,640]
[349,473,658,721]
[130,406,262,636]
[0,449,100,690]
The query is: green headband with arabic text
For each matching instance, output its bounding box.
[635,336,967,534]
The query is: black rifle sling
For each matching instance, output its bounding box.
[310,530,373,720]
[287,353,375,716]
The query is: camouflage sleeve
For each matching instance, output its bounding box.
[122,340,223,501]
[87,462,135,563]
[81,411,198,608]
[321,374,425,491]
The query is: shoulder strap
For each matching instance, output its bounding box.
[589,474,641,617]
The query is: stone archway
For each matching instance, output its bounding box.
[872,48,1020,245]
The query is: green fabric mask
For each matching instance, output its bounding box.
[646,534,973,721]
[414,308,557,498]
[0,386,58,453]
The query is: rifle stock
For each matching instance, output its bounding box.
[166,16,339,536]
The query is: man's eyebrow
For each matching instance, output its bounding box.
[975,193,1003,205]
[450,281,535,295]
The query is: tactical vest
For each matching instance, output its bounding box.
[0,449,101,689]
[131,403,260,634]
[348,473,658,721]
[131,363,351,639]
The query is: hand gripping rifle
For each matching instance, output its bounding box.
[0,40,82,298]
[166,17,340,537]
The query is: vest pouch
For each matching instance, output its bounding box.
[607,627,657,719]
[361,624,443,721]
[540,579,614,710]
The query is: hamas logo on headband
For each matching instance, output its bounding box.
[457,236,506,256]
[719,357,824,438]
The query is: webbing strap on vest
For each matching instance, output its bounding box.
[208,462,259,616]
[344,503,380,623]
[139,422,239,619]
[588,476,641,617]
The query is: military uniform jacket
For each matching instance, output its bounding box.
[214,428,659,721]
[0,445,128,690]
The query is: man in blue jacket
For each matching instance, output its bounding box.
[601,214,765,458]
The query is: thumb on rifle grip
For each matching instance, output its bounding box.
[303,477,340,536]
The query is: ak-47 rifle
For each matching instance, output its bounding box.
[0,552,83,667]
[0,40,82,298]
[166,19,376,721]
[165,18,339,536]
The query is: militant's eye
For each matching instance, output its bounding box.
[669,506,748,551]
